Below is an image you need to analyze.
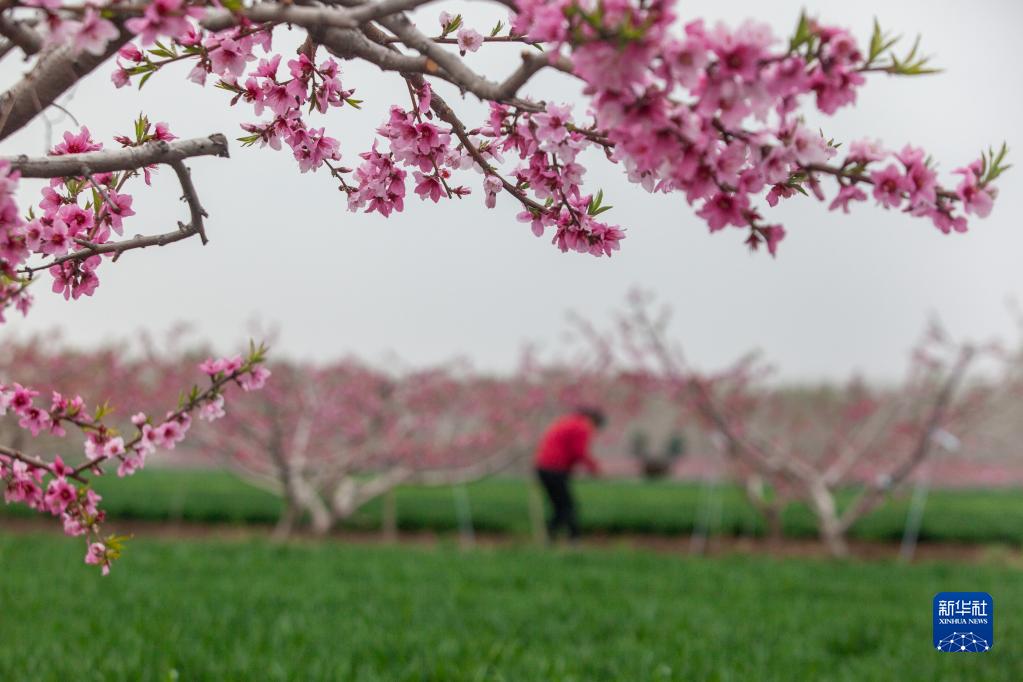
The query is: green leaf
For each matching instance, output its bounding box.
[887,34,941,75]
[980,142,1011,185]
[236,133,261,147]
[788,11,812,54]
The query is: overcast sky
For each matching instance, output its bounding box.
[1,0,1020,382]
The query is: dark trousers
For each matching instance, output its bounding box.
[536,468,579,540]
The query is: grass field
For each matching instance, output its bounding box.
[0,534,1016,680]
[4,468,1021,545]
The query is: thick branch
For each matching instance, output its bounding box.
[0,12,42,56]
[375,11,547,104]
[2,133,229,177]
[0,26,131,141]
[314,24,439,75]
[409,447,526,486]
[17,134,227,273]
[202,0,434,31]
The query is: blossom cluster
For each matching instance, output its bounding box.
[83,1,1006,257]
[112,13,352,175]
[347,88,471,218]
[0,161,30,321]
[506,1,1005,254]
[0,347,269,573]
[0,119,186,322]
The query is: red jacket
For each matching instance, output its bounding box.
[534,414,600,474]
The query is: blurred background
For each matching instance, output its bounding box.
[1,1,1022,680]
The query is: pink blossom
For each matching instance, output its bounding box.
[199,395,226,422]
[199,358,226,376]
[870,163,909,209]
[100,191,136,235]
[111,67,130,89]
[828,185,868,213]
[52,456,74,478]
[44,478,77,515]
[50,127,102,156]
[534,104,572,147]
[8,384,38,415]
[457,28,484,54]
[413,172,445,203]
[790,126,832,166]
[209,38,250,78]
[239,366,271,391]
[5,461,42,507]
[696,192,749,231]
[222,355,244,374]
[73,9,119,56]
[517,210,546,238]
[103,437,126,458]
[118,451,145,477]
[292,127,341,173]
[187,63,208,86]
[483,175,502,209]
[955,166,994,218]
[40,219,72,256]
[18,406,51,436]
[118,44,144,62]
[84,542,110,575]
[57,204,94,237]
[125,0,203,46]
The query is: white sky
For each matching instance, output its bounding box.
[1,0,1021,382]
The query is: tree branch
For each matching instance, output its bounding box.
[16,134,228,273]
[2,133,229,177]
[837,347,975,531]
[0,12,42,56]
[0,26,132,141]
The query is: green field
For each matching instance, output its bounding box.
[5,468,1022,546]
[0,534,1015,680]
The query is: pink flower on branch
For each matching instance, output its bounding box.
[0,342,271,573]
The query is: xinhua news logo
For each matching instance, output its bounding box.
[933,592,993,652]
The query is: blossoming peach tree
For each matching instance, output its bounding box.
[0,0,1010,571]
[195,359,554,538]
[602,292,1019,557]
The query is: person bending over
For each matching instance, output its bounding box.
[534,407,605,542]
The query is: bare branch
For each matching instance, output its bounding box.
[410,447,526,486]
[168,158,210,245]
[346,0,438,23]
[375,11,548,104]
[0,12,43,56]
[201,0,434,31]
[837,347,975,531]
[314,25,439,74]
[0,26,131,141]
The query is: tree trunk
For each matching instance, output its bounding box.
[381,488,398,541]
[296,478,332,535]
[807,480,849,558]
[819,521,850,558]
[331,477,358,520]
[743,474,784,546]
[762,506,784,546]
[273,501,301,541]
